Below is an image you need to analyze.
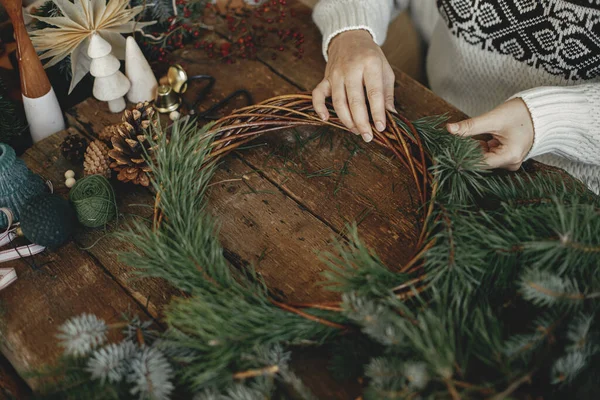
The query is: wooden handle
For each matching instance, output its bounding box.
[0,0,51,98]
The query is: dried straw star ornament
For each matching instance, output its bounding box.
[29,0,155,93]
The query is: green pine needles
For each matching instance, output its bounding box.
[42,113,599,399]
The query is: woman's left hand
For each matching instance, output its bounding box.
[446,98,535,171]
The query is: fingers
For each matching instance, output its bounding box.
[364,64,386,133]
[313,48,394,142]
[331,77,358,135]
[482,147,522,171]
[447,101,532,173]
[447,113,497,137]
[383,64,396,113]
[482,151,504,170]
[312,79,331,122]
[346,73,373,142]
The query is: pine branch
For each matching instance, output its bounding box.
[321,224,410,298]
[118,119,339,392]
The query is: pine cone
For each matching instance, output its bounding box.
[108,102,157,187]
[84,140,111,178]
[98,124,121,143]
[60,134,88,163]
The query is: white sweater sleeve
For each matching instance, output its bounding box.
[312,0,405,60]
[511,84,600,167]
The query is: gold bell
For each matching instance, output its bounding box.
[167,64,189,94]
[154,84,181,113]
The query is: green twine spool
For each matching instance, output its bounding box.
[69,175,117,228]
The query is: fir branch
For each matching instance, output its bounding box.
[343,292,459,381]
[503,311,565,361]
[86,341,138,384]
[566,313,598,354]
[520,269,595,308]
[366,357,429,393]
[127,347,174,400]
[57,314,109,357]
[551,351,587,385]
[122,314,157,344]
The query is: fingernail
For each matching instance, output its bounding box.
[447,123,458,133]
[375,121,385,132]
[363,132,373,142]
[318,113,327,121]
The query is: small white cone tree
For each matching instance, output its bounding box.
[125,36,158,103]
[88,33,130,113]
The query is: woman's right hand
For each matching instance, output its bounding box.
[312,30,396,143]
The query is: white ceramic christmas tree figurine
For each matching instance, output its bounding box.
[125,36,158,103]
[88,33,131,113]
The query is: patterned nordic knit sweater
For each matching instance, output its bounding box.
[313,0,600,194]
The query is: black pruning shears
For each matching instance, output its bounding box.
[167,65,253,120]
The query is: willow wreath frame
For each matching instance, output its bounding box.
[152,93,436,326]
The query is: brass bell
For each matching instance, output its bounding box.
[154,84,181,113]
[167,64,189,94]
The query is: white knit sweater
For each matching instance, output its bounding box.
[313,0,600,194]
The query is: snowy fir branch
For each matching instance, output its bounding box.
[57,314,109,357]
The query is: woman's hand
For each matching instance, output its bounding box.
[312,30,396,143]
[447,98,535,171]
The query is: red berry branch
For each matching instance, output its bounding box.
[139,0,304,64]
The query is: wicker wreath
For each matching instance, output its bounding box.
[154,94,434,326]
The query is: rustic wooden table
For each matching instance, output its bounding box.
[0,1,468,398]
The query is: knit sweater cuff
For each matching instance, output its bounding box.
[510,85,600,164]
[312,0,396,61]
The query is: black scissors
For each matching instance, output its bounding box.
[180,74,253,120]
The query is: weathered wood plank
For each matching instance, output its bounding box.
[208,157,342,302]
[237,127,422,271]
[0,239,151,390]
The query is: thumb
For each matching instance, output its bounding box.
[447,114,493,137]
